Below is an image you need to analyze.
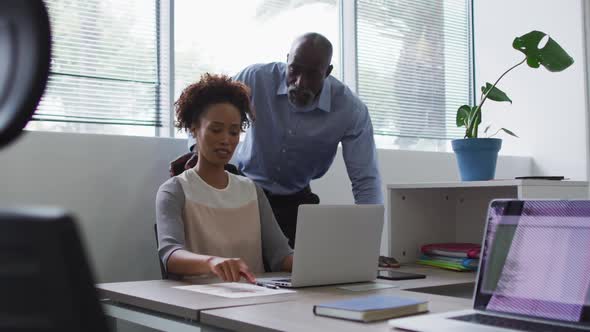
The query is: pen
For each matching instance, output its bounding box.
[255,282,280,290]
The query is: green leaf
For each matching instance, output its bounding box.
[512,30,574,72]
[481,83,512,103]
[468,106,481,127]
[467,106,482,138]
[456,105,470,127]
[500,128,519,137]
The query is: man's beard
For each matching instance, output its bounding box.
[287,86,315,108]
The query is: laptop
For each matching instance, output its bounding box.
[391,199,590,331]
[257,204,384,288]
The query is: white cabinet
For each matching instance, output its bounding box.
[384,180,588,263]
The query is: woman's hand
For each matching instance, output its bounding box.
[206,257,256,283]
[281,254,293,272]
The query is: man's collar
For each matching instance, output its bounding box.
[276,75,332,113]
[317,78,331,112]
[276,75,288,95]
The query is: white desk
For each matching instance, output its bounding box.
[99,265,475,331]
[99,273,298,331]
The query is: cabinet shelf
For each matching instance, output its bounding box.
[384,180,588,263]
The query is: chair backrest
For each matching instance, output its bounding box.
[225,163,241,175]
[0,208,109,331]
[153,223,168,279]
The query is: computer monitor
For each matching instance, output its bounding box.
[0,208,109,332]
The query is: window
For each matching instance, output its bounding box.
[173,0,340,138]
[356,0,473,151]
[27,0,169,137]
[174,0,340,102]
[29,0,472,153]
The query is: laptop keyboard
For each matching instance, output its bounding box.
[451,313,587,331]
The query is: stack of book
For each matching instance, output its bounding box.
[417,243,480,271]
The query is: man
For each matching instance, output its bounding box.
[171,32,382,247]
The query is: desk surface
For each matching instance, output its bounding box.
[97,274,299,321]
[202,285,471,332]
[99,265,475,331]
[201,265,474,332]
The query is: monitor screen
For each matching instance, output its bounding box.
[475,200,590,325]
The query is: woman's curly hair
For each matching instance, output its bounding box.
[175,73,252,132]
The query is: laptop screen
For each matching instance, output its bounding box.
[474,200,590,326]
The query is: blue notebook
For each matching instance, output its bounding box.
[313,295,428,322]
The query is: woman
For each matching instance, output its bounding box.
[156,74,293,283]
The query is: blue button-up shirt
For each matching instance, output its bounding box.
[189,62,383,204]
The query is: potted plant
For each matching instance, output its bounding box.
[453,30,574,181]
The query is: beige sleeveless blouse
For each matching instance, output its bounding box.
[176,169,264,273]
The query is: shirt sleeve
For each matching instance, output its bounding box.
[155,178,187,272]
[232,65,255,85]
[255,185,293,272]
[341,103,384,204]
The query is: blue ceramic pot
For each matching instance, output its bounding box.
[451,138,502,181]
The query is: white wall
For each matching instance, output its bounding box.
[311,147,530,204]
[474,0,588,180]
[0,131,530,282]
[0,131,185,283]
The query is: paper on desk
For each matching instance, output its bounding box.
[174,283,295,298]
[337,282,399,292]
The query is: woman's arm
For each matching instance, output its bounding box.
[156,178,187,272]
[167,250,256,283]
[281,254,293,272]
[166,250,214,275]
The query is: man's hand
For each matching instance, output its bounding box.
[206,257,256,283]
[169,152,198,177]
